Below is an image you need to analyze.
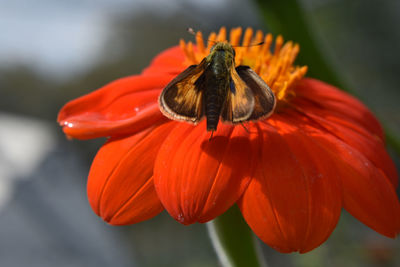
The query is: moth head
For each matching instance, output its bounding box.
[208,42,236,62]
[210,41,234,50]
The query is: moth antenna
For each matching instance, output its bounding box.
[187,27,217,45]
[232,41,264,48]
[187,27,196,36]
[188,28,263,47]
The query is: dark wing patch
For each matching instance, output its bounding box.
[235,66,276,121]
[221,67,254,123]
[158,60,207,124]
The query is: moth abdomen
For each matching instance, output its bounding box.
[206,111,220,131]
[204,86,224,131]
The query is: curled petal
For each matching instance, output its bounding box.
[294,78,384,141]
[88,122,176,225]
[142,46,186,75]
[58,74,174,139]
[290,118,400,237]
[287,108,398,188]
[239,121,342,253]
[154,122,259,225]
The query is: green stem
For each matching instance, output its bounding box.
[255,0,400,157]
[207,205,267,267]
[386,129,400,156]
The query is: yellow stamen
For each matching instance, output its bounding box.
[195,31,205,54]
[217,27,227,42]
[180,27,308,107]
[229,27,242,46]
[242,28,253,48]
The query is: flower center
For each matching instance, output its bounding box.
[180,27,307,105]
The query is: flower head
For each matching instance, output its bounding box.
[58,27,399,253]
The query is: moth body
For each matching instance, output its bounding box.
[202,44,234,131]
[159,42,276,132]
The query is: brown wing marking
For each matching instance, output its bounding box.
[221,67,254,123]
[235,66,276,121]
[158,60,207,124]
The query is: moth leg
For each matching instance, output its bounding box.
[240,122,250,133]
[209,131,214,141]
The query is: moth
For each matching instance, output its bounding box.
[158,42,276,133]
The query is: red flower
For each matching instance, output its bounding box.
[58,27,400,253]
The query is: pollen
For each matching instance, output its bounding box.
[180,27,307,104]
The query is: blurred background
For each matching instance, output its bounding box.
[0,0,399,266]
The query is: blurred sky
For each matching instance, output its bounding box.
[0,0,229,77]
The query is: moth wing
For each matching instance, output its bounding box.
[235,66,276,121]
[221,67,255,123]
[158,60,207,124]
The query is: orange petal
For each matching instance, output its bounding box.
[287,108,398,188]
[58,74,173,139]
[238,121,342,253]
[289,117,400,237]
[87,122,176,225]
[154,122,259,225]
[294,78,384,141]
[142,46,186,75]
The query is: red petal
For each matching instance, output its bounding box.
[142,46,186,75]
[294,78,384,140]
[287,108,398,188]
[238,120,342,253]
[58,74,174,139]
[289,117,400,237]
[87,122,176,225]
[154,122,259,225]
